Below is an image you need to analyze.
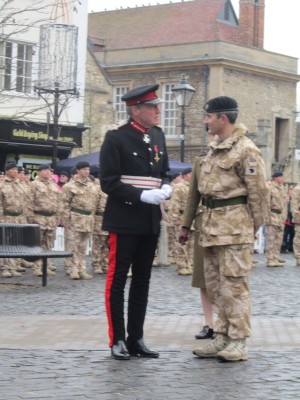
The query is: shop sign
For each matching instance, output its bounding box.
[11,128,74,143]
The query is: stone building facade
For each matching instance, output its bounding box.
[83,0,300,182]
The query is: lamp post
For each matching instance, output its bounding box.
[172,75,196,162]
[34,23,79,170]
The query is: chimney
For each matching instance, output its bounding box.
[239,0,265,48]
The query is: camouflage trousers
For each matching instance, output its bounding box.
[174,229,194,272]
[293,224,300,262]
[92,234,109,270]
[69,231,91,274]
[167,224,178,262]
[1,257,19,273]
[156,220,169,266]
[64,228,74,270]
[265,224,284,264]
[33,229,56,271]
[204,244,252,339]
[1,215,26,272]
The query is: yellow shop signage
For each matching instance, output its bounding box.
[11,128,73,143]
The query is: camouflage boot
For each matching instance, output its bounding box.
[10,270,22,277]
[93,265,103,274]
[217,339,248,361]
[2,270,12,278]
[79,271,93,280]
[70,270,80,280]
[193,334,230,358]
[48,261,57,271]
[21,259,34,268]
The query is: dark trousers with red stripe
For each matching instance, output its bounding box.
[105,232,159,347]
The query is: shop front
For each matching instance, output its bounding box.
[0,120,85,179]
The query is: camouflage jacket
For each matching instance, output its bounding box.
[198,124,268,246]
[0,176,28,221]
[93,185,108,235]
[169,180,190,226]
[27,176,61,230]
[291,184,300,223]
[60,177,98,233]
[265,181,286,227]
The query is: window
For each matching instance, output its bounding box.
[0,41,33,94]
[161,83,178,137]
[113,86,129,123]
[218,0,238,25]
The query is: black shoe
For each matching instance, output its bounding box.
[195,325,214,339]
[111,340,130,360]
[127,338,159,358]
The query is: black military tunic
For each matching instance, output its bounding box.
[100,119,169,234]
[100,118,170,347]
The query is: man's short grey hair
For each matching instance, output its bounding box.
[216,111,238,124]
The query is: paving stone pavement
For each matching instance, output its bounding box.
[0,252,300,399]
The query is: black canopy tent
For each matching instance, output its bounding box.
[54,151,192,176]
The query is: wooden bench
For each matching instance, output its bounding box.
[0,223,72,287]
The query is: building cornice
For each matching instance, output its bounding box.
[93,40,299,82]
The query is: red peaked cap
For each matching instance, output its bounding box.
[122,84,163,106]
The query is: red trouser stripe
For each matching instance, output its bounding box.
[105,232,117,347]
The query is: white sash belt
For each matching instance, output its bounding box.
[120,175,162,189]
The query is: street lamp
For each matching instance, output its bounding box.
[34,24,79,169]
[172,75,196,162]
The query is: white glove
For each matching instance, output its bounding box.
[161,184,172,198]
[140,189,167,205]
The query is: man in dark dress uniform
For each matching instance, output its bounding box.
[100,84,172,360]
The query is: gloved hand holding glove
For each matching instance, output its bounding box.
[161,184,172,199]
[140,189,168,205]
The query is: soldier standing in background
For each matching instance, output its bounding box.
[0,162,28,278]
[166,172,182,265]
[180,96,268,362]
[17,166,34,269]
[57,171,69,190]
[281,186,294,253]
[169,168,193,275]
[62,167,76,275]
[27,164,61,277]
[92,184,109,274]
[290,184,300,265]
[265,171,286,267]
[60,161,98,280]
[23,169,31,183]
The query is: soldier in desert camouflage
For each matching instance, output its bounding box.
[291,183,300,265]
[17,166,35,269]
[169,168,194,275]
[180,96,268,362]
[265,171,286,267]
[92,179,109,274]
[27,164,61,277]
[60,161,98,280]
[0,162,28,277]
[165,172,182,265]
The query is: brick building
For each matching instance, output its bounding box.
[84,0,300,181]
